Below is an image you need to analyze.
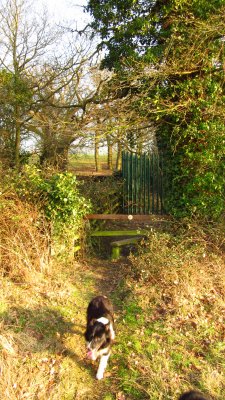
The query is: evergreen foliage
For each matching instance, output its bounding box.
[14,165,91,235]
[87,0,225,219]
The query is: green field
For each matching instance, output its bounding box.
[69,153,117,172]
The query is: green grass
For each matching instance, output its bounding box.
[105,228,225,400]
[111,290,225,399]
[69,153,117,170]
[1,251,224,399]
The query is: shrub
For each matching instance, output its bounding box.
[15,166,90,228]
[79,175,123,215]
[11,166,91,258]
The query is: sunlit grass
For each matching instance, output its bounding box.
[108,226,225,399]
[1,189,224,399]
[68,153,117,171]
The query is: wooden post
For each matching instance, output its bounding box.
[111,246,121,260]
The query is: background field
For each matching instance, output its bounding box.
[69,153,117,174]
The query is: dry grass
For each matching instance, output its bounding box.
[0,188,224,399]
[112,223,225,399]
[0,192,112,399]
[0,193,50,281]
[0,194,65,398]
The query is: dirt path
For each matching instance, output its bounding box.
[0,256,126,400]
[58,257,127,400]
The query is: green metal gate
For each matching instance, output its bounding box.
[122,151,164,214]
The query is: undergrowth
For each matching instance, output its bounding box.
[0,193,50,281]
[110,222,225,399]
[0,180,224,399]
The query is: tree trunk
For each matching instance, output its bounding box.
[107,136,113,170]
[94,133,100,171]
[40,126,70,171]
[40,144,70,171]
[56,145,69,171]
[14,104,21,170]
[116,142,122,171]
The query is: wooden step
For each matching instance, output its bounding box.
[110,236,144,260]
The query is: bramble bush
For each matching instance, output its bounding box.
[117,222,225,399]
[79,175,123,215]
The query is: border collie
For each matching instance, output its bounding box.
[85,295,115,380]
[179,391,208,400]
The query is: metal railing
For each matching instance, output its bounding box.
[122,151,164,214]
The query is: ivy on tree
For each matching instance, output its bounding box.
[87,0,225,219]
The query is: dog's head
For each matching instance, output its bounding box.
[85,319,111,360]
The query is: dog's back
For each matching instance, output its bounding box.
[87,295,114,323]
[179,391,208,400]
[85,295,115,380]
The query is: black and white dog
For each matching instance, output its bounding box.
[85,295,115,380]
[179,391,208,400]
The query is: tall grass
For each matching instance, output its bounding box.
[110,222,225,399]
[0,190,95,399]
[0,182,117,400]
[0,193,50,281]
[0,192,53,398]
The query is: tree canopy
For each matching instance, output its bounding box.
[87,0,224,69]
[86,0,225,219]
[0,0,105,170]
[0,0,224,220]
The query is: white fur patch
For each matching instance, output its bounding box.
[97,317,109,325]
[96,318,115,339]
[96,354,110,380]
[110,325,115,340]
